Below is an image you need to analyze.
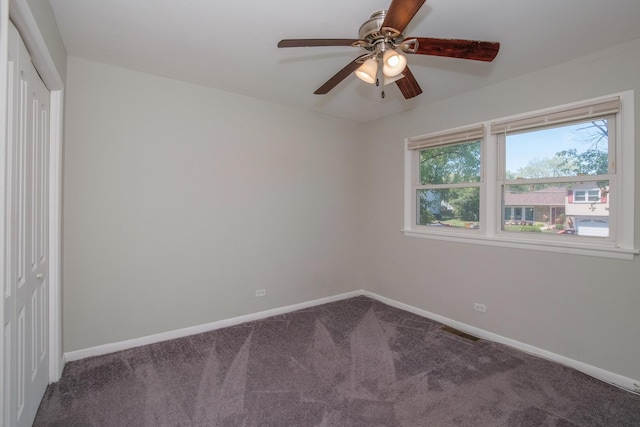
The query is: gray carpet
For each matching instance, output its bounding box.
[35,296,640,426]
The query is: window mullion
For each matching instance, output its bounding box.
[485,129,498,238]
[503,175,613,186]
[415,182,480,190]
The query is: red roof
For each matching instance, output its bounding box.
[504,187,565,206]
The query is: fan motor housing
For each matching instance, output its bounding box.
[358,10,388,41]
[358,10,404,52]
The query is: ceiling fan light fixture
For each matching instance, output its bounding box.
[383,49,407,77]
[355,58,378,84]
[278,1,501,98]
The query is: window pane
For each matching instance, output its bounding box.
[417,187,480,228]
[513,207,522,221]
[504,207,512,219]
[420,140,480,185]
[505,119,608,179]
[525,207,534,221]
[503,181,609,237]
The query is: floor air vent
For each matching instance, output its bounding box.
[441,325,480,342]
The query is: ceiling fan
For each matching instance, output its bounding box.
[277,0,500,99]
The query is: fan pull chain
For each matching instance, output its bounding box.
[377,56,385,99]
[376,77,385,98]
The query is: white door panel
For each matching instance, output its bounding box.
[4,21,50,427]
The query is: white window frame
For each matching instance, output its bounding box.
[403,91,637,260]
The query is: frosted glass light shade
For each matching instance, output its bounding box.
[383,73,405,86]
[383,50,407,77]
[355,58,378,84]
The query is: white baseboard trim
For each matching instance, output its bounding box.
[63,288,639,395]
[362,290,640,395]
[64,290,364,363]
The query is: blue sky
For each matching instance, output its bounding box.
[505,120,607,172]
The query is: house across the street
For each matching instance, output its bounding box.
[503,185,609,237]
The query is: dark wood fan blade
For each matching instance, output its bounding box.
[382,0,426,34]
[395,66,422,99]
[278,39,360,48]
[314,58,362,94]
[411,37,500,61]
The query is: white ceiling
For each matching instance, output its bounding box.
[48,0,640,123]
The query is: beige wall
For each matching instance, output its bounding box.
[362,39,640,380]
[62,57,364,351]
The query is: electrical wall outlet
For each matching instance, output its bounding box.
[255,289,266,297]
[473,303,487,313]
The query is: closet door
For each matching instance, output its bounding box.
[4,21,50,427]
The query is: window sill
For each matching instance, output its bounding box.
[402,229,638,260]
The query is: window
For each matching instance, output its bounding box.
[407,125,483,231]
[417,139,481,228]
[573,189,601,203]
[499,114,613,239]
[404,92,637,260]
[504,207,534,224]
